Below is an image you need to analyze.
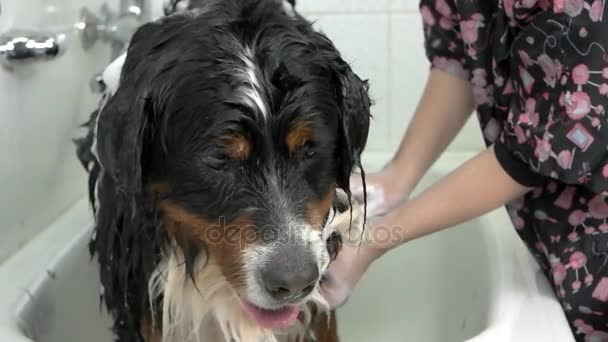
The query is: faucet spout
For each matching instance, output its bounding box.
[120,0,145,17]
[79,1,147,60]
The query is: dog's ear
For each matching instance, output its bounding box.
[94,19,175,200]
[95,86,152,200]
[335,65,372,196]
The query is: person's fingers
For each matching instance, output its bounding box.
[359,182,389,218]
[320,261,354,309]
[320,242,365,308]
[320,279,351,309]
[348,174,390,211]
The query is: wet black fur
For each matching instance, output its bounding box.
[76,1,371,340]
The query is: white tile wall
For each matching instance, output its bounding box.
[297,0,389,14]
[389,0,421,11]
[307,13,391,151]
[389,13,428,148]
[299,0,485,154]
[0,0,119,263]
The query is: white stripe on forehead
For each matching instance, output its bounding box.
[101,48,270,121]
[238,46,269,119]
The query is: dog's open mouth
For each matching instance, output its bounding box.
[241,300,301,330]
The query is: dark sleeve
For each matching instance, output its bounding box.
[494,142,546,187]
[495,4,608,193]
[419,0,470,79]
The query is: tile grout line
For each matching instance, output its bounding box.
[298,6,422,151]
[300,9,420,16]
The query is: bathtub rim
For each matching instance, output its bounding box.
[0,197,92,342]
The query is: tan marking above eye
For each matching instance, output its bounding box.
[221,134,252,160]
[286,122,314,153]
[148,182,171,203]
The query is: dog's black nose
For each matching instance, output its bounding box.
[262,262,319,300]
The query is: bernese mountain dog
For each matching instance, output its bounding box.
[75,0,371,341]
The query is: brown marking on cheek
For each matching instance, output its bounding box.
[311,311,339,342]
[158,201,257,289]
[286,122,314,153]
[307,189,336,231]
[221,134,251,160]
[140,318,161,342]
[208,215,258,289]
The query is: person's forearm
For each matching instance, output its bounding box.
[374,145,532,252]
[388,69,476,192]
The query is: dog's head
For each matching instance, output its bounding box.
[87,0,370,336]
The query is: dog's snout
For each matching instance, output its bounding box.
[262,263,319,300]
[261,252,319,301]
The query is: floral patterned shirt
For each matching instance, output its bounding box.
[420,0,608,339]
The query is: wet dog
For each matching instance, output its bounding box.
[76,0,371,340]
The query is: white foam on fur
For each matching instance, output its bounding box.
[328,189,365,241]
[102,53,126,95]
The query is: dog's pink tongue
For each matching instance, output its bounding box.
[243,302,300,330]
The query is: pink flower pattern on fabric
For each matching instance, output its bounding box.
[420,1,608,340]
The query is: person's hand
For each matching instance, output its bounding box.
[320,164,412,309]
[321,190,379,309]
[320,241,381,309]
[349,163,412,219]
[321,192,400,309]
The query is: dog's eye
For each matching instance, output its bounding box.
[299,142,317,160]
[202,155,229,171]
[305,150,317,159]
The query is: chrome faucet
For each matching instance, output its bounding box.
[164,0,191,15]
[0,0,69,69]
[79,0,148,92]
[120,0,145,14]
[79,0,146,60]
[0,30,67,69]
[0,0,146,70]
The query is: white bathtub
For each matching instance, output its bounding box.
[0,152,574,342]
